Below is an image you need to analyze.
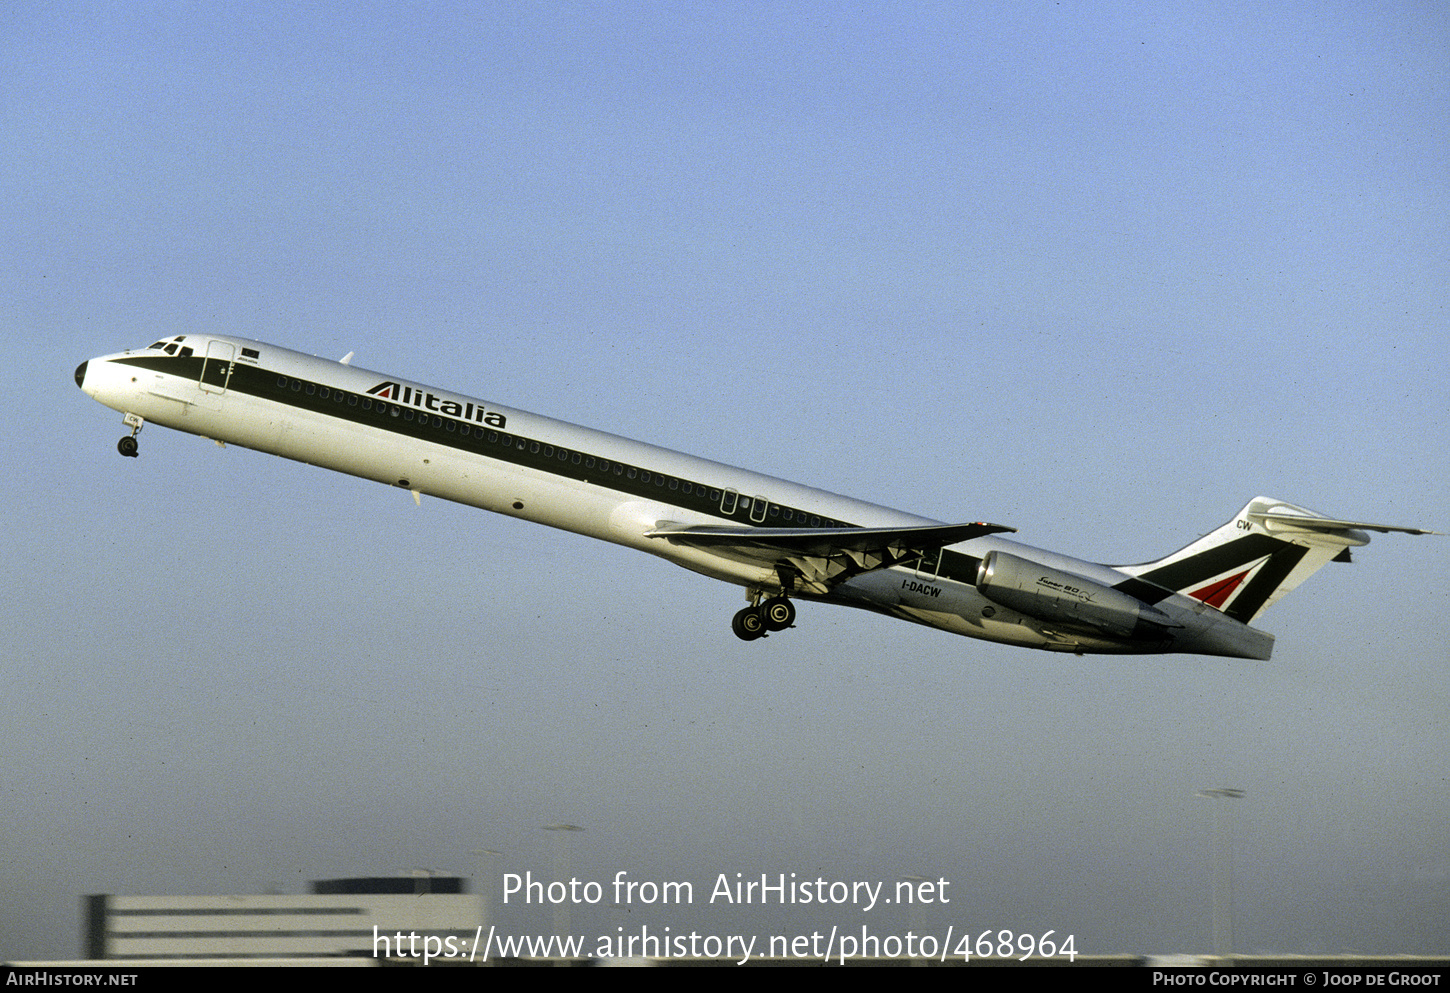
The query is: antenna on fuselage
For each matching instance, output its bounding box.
[339,351,354,365]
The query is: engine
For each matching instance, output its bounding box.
[975,550,1176,640]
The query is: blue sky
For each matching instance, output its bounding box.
[3,2,1447,959]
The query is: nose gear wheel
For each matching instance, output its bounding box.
[117,413,144,458]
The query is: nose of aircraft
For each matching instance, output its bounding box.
[75,361,88,390]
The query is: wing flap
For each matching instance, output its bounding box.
[645,520,1014,593]
[646,521,1013,556]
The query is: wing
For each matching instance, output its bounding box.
[645,520,1015,594]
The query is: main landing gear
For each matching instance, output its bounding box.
[731,594,797,642]
[117,413,143,458]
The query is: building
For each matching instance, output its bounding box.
[83,876,480,961]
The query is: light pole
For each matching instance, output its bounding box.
[1197,788,1244,960]
[543,824,584,962]
[900,876,933,967]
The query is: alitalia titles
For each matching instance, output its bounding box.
[367,381,507,428]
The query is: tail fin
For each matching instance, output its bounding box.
[1119,497,1433,625]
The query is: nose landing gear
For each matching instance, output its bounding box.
[117,413,144,458]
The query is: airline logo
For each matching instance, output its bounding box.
[1188,567,1256,609]
[367,381,507,428]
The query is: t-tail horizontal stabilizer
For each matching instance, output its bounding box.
[1247,508,1438,537]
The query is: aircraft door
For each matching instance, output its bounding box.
[200,340,235,394]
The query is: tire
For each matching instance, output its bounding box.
[761,597,795,631]
[731,607,765,641]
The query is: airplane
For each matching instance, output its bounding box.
[74,335,1433,660]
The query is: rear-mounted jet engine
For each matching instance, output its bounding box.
[975,550,1178,642]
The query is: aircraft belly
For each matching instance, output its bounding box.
[243,407,398,481]
[135,387,714,558]
[834,569,992,637]
[233,405,702,557]
[276,413,626,535]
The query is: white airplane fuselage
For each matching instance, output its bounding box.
[80,335,1410,660]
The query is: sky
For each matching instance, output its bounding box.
[3,1,1448,961]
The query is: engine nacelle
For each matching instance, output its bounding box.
[976,550,1175,639]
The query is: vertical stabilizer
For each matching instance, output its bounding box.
[1119,497,1428,624]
